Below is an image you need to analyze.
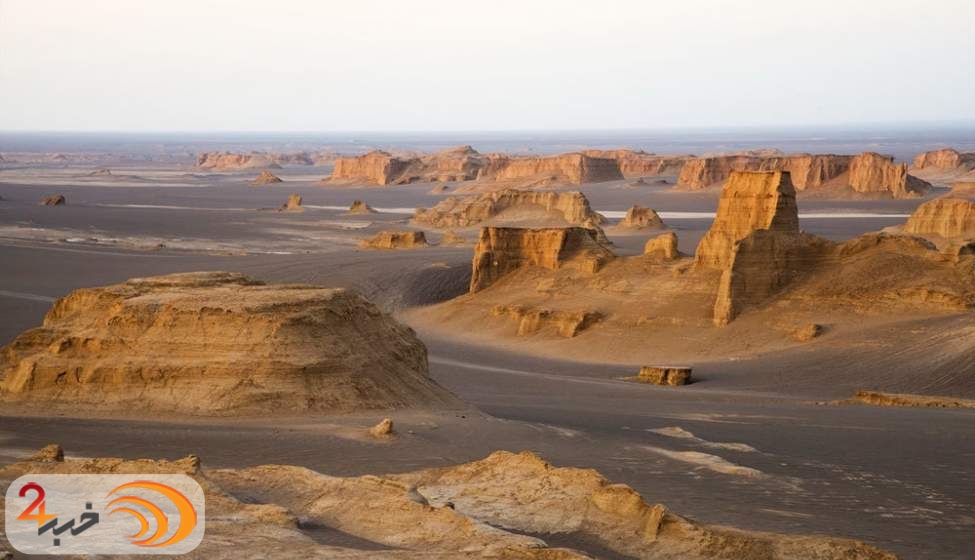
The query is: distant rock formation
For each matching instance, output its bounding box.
[440,230,467,246]
[414,189,605,229]
[279,194,303,212]
[677,155,760,190]
[851,390,975,409]
[359,230,428,249]
[251,170,283,186]
[903,194,975,240]
[913,148,975,171]
[643,232,679,260]
[348,200,377,214]
[848,152,929,198]
[470,227,614,292]
[619,205,665,229]
[582,149,687,177]
[87,168,112,176]
[39,195,66,206]
[491,304,601,338]
[633,366,692,386]
[329,147,623,187]
[197,151,325,170]
[0,272,454,414]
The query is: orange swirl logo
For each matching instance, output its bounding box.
[105,481,198,548]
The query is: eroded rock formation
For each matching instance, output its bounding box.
[359,230,429,249]
[197,151,324,169]
[0,272,454,414]
[251,170,283,185]
[912,148,975,171]
[644,232,680,261]
[485,152,623,185]
[348,199,377,214]
[903,195,975,240]
[0,447,898,560]
[279,194,303,212]
[582,149,687,177]
[619,205,665,229]
[329,150,416,185]
[848,152,929,198]
[634,366,692,386]
[414,189,606,229]
[39,194,66,206]
[470,227,614,292]
[491,304,601,337]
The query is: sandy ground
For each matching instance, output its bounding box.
[0,168,973,559]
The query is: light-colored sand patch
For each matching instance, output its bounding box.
[641,445,767,478]
[649,426,758,452]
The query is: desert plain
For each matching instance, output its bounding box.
[0,132,973,559]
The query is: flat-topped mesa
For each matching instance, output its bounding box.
[329,150,419,185]
[250,170,283,185]
[849,152,930,198]
[483,152,623,185]
[913,148,975,171]
[676,154,853,191]
[197,151,319,170]
[695,170,800,270]
[470,227,615,292]
[413,189,606,229]
[903,194,975,240]
[581,149,688,177]
[619,205,665,229]
[0,272,455,414]
[359,230,429,249]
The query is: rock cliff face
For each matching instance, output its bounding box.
[414,189,605,229]
[0,272,454,414]
[848,152,930,198]
[470,227,614,292]
[903,195,975,239]
[486,152,623,185]
[619,205,665,229]
[913,148,975,171]
[677,155,760,190]
[695,171,800,270]
[329,150,418,185]
[581,149,687,177]
[359,230,428,249]
[250,170,283,185]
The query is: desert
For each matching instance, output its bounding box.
[1,3,974,558]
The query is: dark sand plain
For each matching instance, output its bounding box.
[0,165,973,559]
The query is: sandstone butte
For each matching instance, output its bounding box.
[0,447,897,560]
[581,149,688,177]
[470,226,614,292]
[675,152,930,198]
[912,148,975,171]
[903,193,975,240]
[250,169,283,186]
[279,194,303,212]
[644,232,680,261]
[619,205,665,229]
[359,230,429,249]
[347,199,377,214]
[0,272,455,415]
[414,188,606,229]
[196,150,327,169]
[328,146,623,186]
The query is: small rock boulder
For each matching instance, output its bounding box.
[40,195,66,206]
[348,200,377,214]
[792,323,824,342]
[279,194,303,212]
[635,366,692,386]
[29,443,65,462]
[620,205,665,229]
[643,232,679,261]
[369,418,394,438]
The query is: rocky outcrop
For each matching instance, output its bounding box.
[359,230,428,249]
[2,447,898,560]
[851,390,975,409]
[279,194,303,212]
[695,171,800,269]
[903,195,975,240]
[848,152,930,198]
[485,152,623,185]
[329,150,418,185]
[912,148,975,171]
[368,418,395,437]
[491,304,601,337]
[644,232,680,261]
[0,272,454,414]
[792,323,824,341]
[632,366,693,386]
[439,230,467,246]
[39,194,66,206]
[347,199,377,214]
[619,205,665,229]
[414,189,606,229]
[250,170,283,185]
[470,227,614,292]
[581,149,688,177]
[677,155,760,190]
[197,151,323,169]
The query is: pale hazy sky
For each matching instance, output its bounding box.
[1,0,973,132]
